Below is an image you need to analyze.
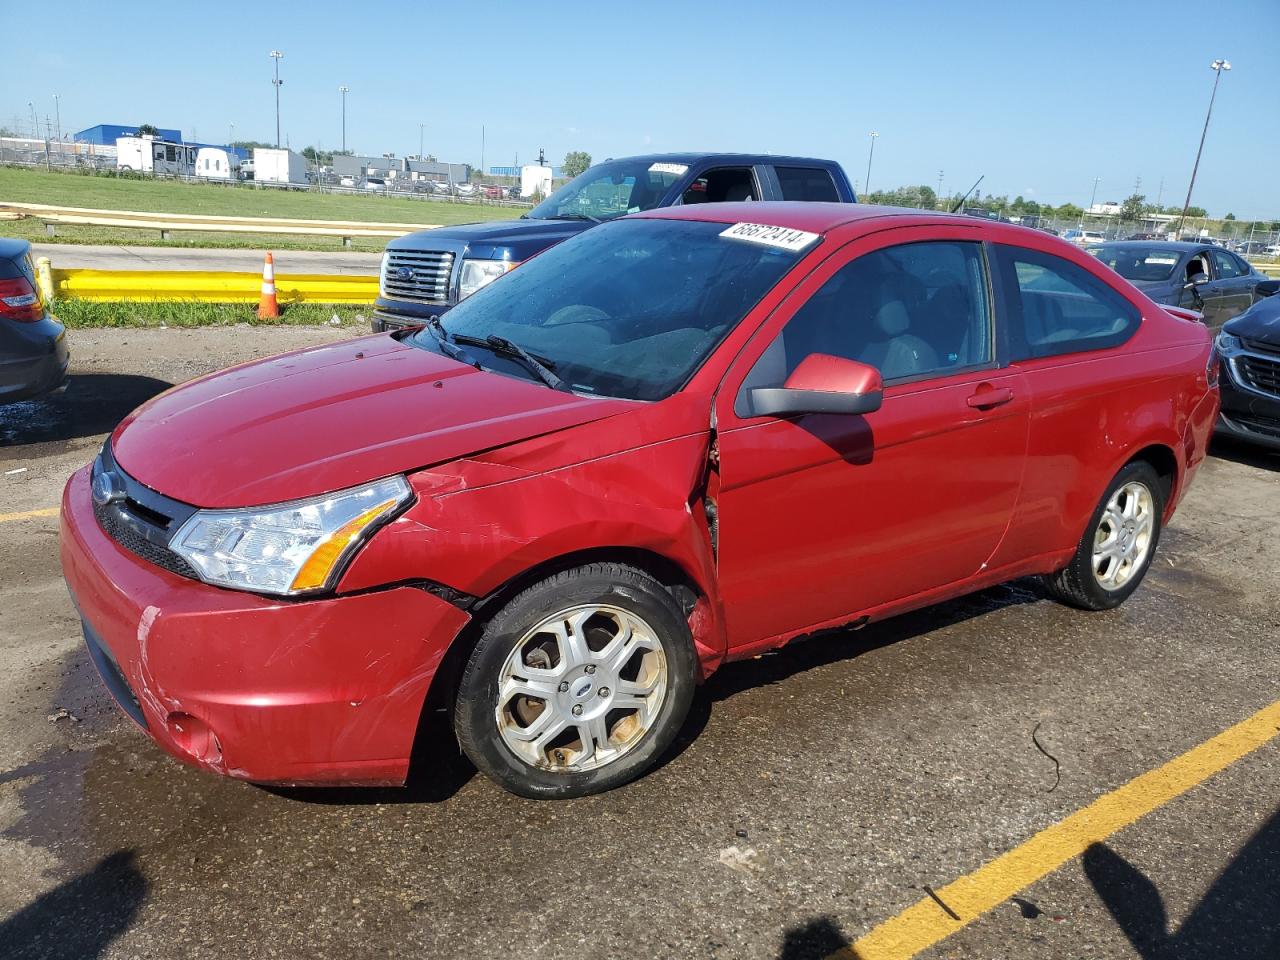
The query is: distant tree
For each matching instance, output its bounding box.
[1055,203,1084,221]
[137,123,159,137]
[1224,212,1236,220]
[562,151,592,178]
[0,126,15,137]
[1184,206,1208,218]
[1120,193,1146,222]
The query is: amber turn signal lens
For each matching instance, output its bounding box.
[289,497,402,592]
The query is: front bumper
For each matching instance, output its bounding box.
[1216,356,1280,451]
[59,466,472,786]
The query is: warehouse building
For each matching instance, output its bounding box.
[74,123,184,145]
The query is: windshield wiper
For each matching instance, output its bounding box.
[546,213,601,224]
[424,316,481,368]
[451,332,564,390]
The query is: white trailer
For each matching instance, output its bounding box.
[520,164,553,199]
[116,136,196,176]
[195,147,240,181]
[252,148,308,186]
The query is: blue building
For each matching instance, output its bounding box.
[74,123,184,145]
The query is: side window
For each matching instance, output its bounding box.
[1211,249,1242,279]
[682,167,757,204]
[737,241,992,412]
[775,166,840,202]
[1186,253,1210,283]
[1230,252,1252,276]
[996,245,1140,360]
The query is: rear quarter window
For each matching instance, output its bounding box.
[774,166,841,202]
[995,245,1141,361]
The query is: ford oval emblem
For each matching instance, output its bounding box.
[395,266,415,282]
[91,470,125,507]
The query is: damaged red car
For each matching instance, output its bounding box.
[61,203,1219,798]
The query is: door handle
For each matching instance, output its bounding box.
[966,386,1014,409]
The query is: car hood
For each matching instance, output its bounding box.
[110,334,634,508]
[388,218,591,259]
[1224,295,1280,344]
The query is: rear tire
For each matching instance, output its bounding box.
[453,563,697,799]
[1042,461,1163,611]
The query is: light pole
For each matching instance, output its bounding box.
[269,50,284,148]
[229,121,235,147]
[27,102,37,139]
[52,94,61,142]
[864,132,879,200]
[419,123,425,160]
[1080,176,1101,230]
[338,86,349,153]
[1177,58,1231,236]
[937,169,944,209]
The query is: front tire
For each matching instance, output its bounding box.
[454,563,697,799]
[1042,460,1164,611]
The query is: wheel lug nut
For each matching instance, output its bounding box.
[584,665,596,675]
[558,680,569,692]
[599,687,610,697]
[571,704,584,716]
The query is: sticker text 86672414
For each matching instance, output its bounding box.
[719,222,820,252]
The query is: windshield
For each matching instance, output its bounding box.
[1088,244,1181,282]
[412,218,806,401]
[528,158,687,221]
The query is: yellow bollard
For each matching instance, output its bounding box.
[35,256,55,304]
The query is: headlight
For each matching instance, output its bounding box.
[458,258,517,300]
[1215,330,1242,356]
[170,476,412,596]
[378,251,391,298]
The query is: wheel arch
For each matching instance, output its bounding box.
[1124,442,1179,517]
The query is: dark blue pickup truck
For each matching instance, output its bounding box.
[372,153,855,331]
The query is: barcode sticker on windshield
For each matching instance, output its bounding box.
[649,162,688,176]
[720,222,821,252]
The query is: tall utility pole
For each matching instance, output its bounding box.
[27,102,37,139]
[52,94,61,142]
[937,170,944,208]
[419,123,425,159]
[269,50,284,148]
[1178,58,1230,235]
[338,86,349,153]
[1080,176,1101,230]
[229,121,235,147]
[864,132,879,199]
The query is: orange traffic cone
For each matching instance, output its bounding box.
[257,252,279,319]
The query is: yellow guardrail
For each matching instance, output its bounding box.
[1252,262,1280,276]
[51,268,377,304]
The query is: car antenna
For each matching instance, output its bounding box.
[950,175,984,213]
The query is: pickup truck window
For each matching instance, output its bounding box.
[680,167,759,204]
[416,219,802,401]
[528,158,685,221]
[775,166,840,202]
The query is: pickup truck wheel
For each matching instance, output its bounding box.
[1042,461,1163,611]
[454,563,696,799]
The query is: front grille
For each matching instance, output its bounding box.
[92,443,200,580]
[1238,353,1280,398]
[94,499,198,579]
[1242,337,1280,358]
[383,249,455,304]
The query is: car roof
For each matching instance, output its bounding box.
[635,200,981,234]
[0,238,31,262]
[601,152,841,166]
[1091,239,1207,252]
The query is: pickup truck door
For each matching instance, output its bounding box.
[711,227,1029,651]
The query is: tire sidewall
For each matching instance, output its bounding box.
[455,567,697,800]
[1072,461,1165,609]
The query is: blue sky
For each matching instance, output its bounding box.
[4,0,1277,217]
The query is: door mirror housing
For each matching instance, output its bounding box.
[749,353,883,418]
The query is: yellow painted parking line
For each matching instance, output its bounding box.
[837,699,1280,960]
[0,506,60,524]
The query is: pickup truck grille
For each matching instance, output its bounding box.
[1239,353,1280,398]
[383,250,454,304]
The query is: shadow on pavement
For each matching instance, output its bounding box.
[0,373,172,448]
[0,849,146,960]
[1209,436,1280,472]
[1083,807,1280,958]
[777,916,852,959]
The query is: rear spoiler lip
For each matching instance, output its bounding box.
[1162,304,1204,324]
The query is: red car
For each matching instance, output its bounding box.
[61,203,1219,799]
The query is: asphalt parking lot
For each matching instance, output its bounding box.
[1,326,1278,960]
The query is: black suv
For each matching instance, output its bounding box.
[1,238,68,403]
[372,153,856,331]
